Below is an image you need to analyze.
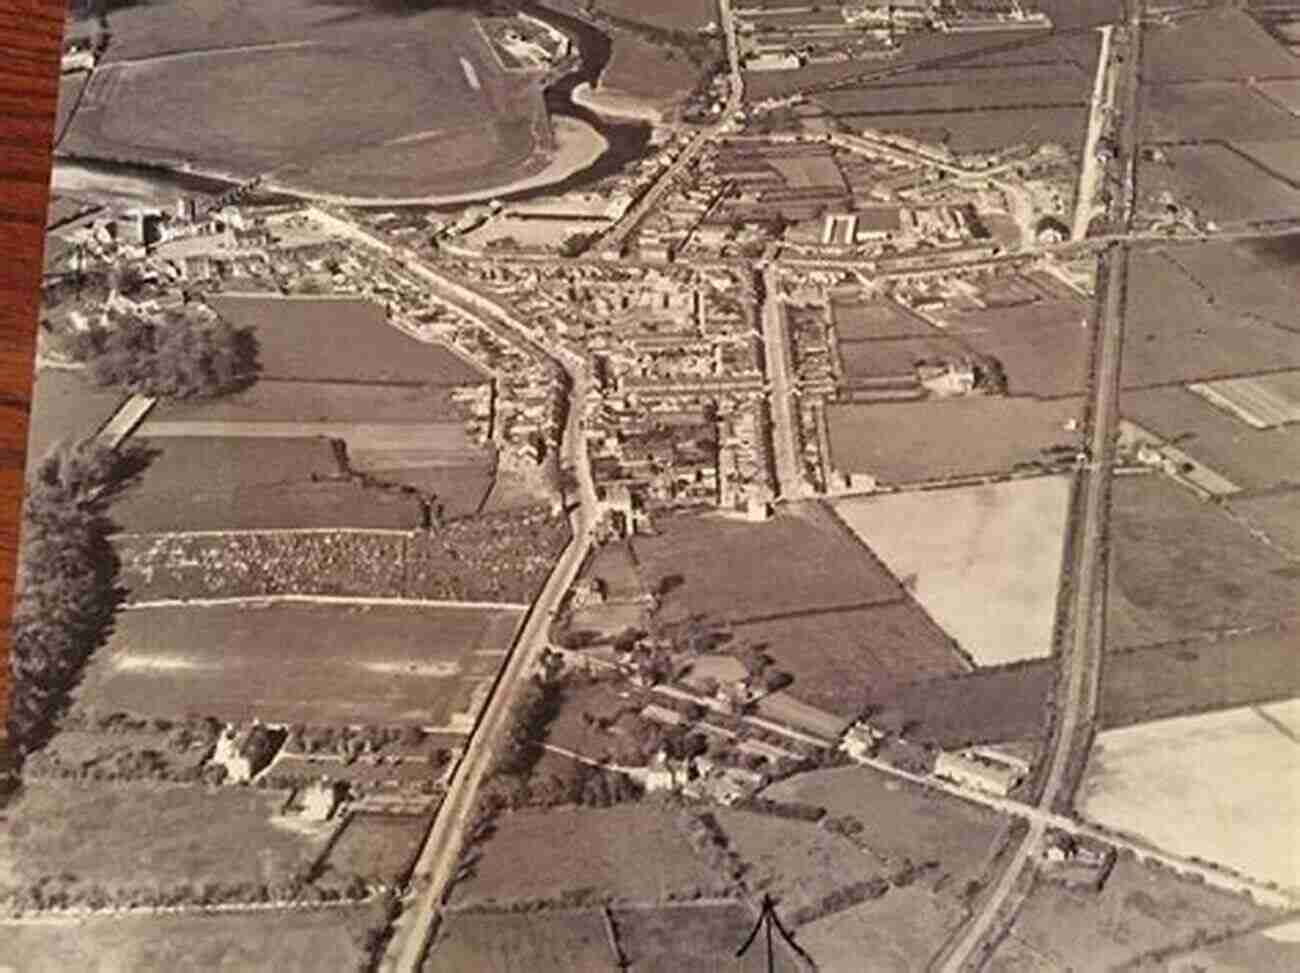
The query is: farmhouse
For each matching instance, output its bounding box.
[933,749,1022,797]
[211,723,285,784]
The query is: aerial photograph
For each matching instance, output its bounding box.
[3,0,1299,969]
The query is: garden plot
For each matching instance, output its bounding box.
[74,601,522,727]
[1079,701,1300,890]
[834,477,1071,666]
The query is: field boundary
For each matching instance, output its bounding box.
[121,594,530,612]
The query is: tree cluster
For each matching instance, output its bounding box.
[8,440,153,753]
[70,309,259,400]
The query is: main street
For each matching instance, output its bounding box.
[937,2,1143,968]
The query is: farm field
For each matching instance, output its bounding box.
[206,296,489,386]
[730,601,969,719]
[713,808,882,918]
[1190,371,1300,429]
[0,904,387,973]
[109,436,424,532]
[0,781,328,895]
[424,908,615,973]
[613,902,799,973]
[1099,627,1300,729]
[836,336,970,382]
[55,71,87,145]
[1232,491,1300,556]
[797,884,966,973]
[1121,246,1300,389]
[1168,922,1300,972]
[630,503,902,625]
[150,380,472,426]
[830,298,935,341]
[73,602,522,727]
[869,664,1053,748]
[1141,9,1300,82]
[764,765,1004,894]
[941,298,1091,398]
[826,397,1083,484]
[841,106,1088,154]
[1106,474,1300,651]
[447,806,728,907]
[580,540,645,601]
[816,80,1085,118]
[833,477,1072,666]
[24,368,126,464]
[116,510,568,604]
[63,4,545,199]
[989,859,1279,973]
[1137,144,1300,226]
[1234,138,1300,183]
[594,0,718,31]
[1141,82,1300,143]
[600,32,706,106]
[1122,385,1300,492]
[323,812,429,888]
[1079,701,1300,890]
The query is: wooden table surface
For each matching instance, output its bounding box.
[0,0,62,731]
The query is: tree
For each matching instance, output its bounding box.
[70,309,259,399]
[764,670,794,693]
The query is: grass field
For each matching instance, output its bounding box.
[601,32,706,105]
[0,904,386,973]
[826,398,1083,483]
[1106,474,1300,651]
[151,380,471,425]
[25,368,126,464]
[1174,922,1300,971]
[798,884,966,973]
[1234,138,1300,183]
[1142,9,1300,83]
[448,806,727,907]
[425,908,615,973]
[818,79,1085,118]
[74,602,522,727]
[1099,627,1300,729]
[1122,246,1300,389]
[594,0,718,30]
[942,299,1092,398]
[1080,701,1300,889]
[831,298,936,341]
[206,297,488,386]
[1141,82,1300,143]
[1138,143,1300,226]
[0,781,328,893]
[869,664,1054,748]
[630,504,902,625]
[839,106,1088,153]
[1191,371,1300,429]
[1122,386,1300,492]
[764,764,1004,893]
[713,809,881,918]
[836,336,970,382]
[834,477,1071,666]
[990,858,1278,972]
[323,812,429,887]
[65,3,545,199]
[613,903,800,973]
[1232,491,1300,555]
[110,436,425,532]
[55,71,87,145]
[731,601,969,719]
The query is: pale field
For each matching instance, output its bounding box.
[1079,699,1300,889]
[796,884,965,973]
[833,476,1071,666]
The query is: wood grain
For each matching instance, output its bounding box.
[0,0,63,733]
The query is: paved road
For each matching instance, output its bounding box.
[1071,25,1115,240]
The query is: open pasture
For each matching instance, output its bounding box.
[323,812,429,887]
[425,908,615,973]
[630,503,902,625]
[593,0,718,31]
[1171,923,1300,972]
[1141,82,1300,143]
[1123,385,1300,492]
[845,106,1087,153]
[0,781,328,894]
[1121,246,1300,389]
[207,296,488,386]
[869,664,1054,748]
[836,336,968,382]
[942,298,1091,398]
[66,4,544,199]
[817,79,1084,117]
[74,601,522,727]
[1189,371,1300,429]
[764,764,1003,893]
[1234,138,1300,183]
[731,601,969,719]
[1099,627,1300,729]
[1232,491,1300,556]
[1138,143,1300,226]
[834,477,1070,666]
[600,30,707,105]
[1141,9,1300,83]
[24,368,126,463]
[1106,474,1300,650]
[1079,701,1300,890]
[0,904,386,973]
[831,298,935,341]
[991,858,1279,973]
[448,806,727,908]
[826,397,1083,484]
[798,884,966,973]
[613,902,799,973]
[151,380,471,426]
